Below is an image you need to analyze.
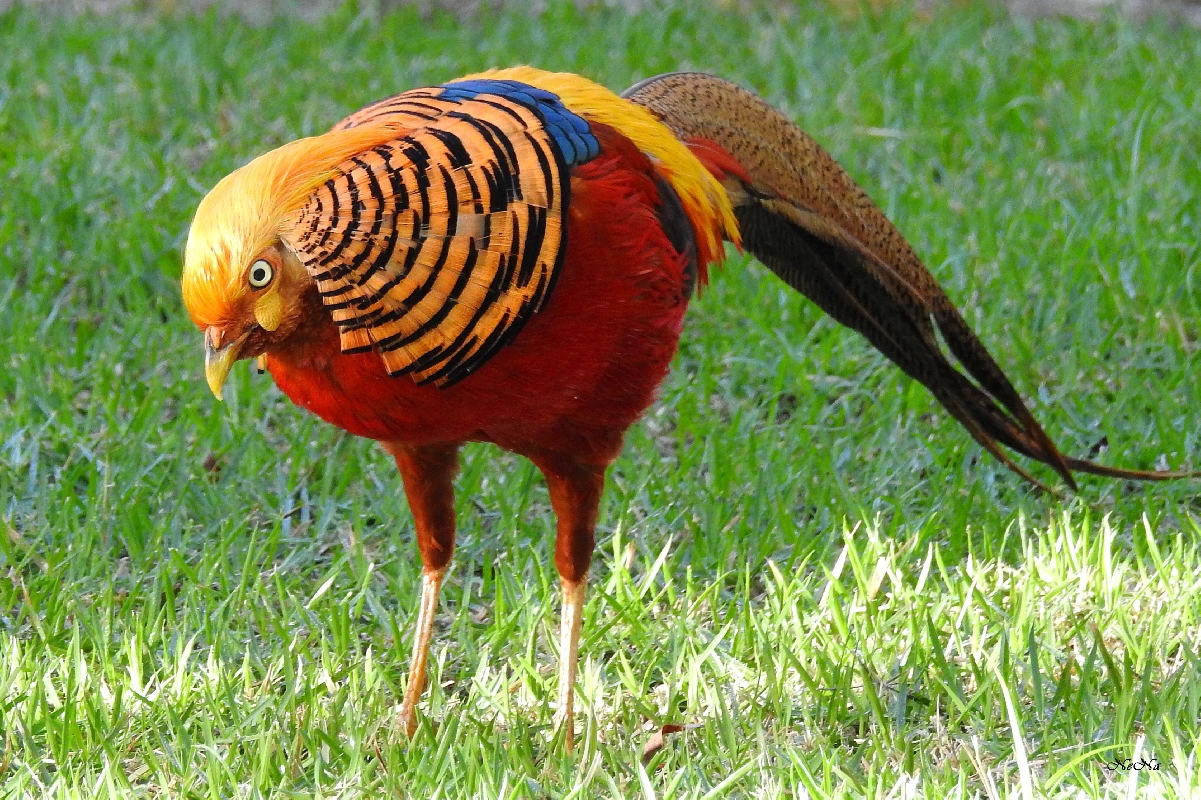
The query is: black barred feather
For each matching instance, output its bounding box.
[284,87,575,385]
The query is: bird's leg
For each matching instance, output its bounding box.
[382,441,460,739]
[527,448,608,753]
[398,565,444,737]
[556,576,587,750]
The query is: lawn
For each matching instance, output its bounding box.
[1,1,1200,796]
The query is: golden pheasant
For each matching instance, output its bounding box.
[181,68,1181,750]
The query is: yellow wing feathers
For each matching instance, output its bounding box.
[471,67,739,262]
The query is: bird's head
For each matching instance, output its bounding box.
[182,126,398,399]
[181,156,312,400]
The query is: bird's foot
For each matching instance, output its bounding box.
[554,710,576,754]
[395,701,420,740]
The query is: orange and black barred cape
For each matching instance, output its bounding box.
[286,79,602,386]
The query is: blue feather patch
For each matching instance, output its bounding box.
[439,79,601,167]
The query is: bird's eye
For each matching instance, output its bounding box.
[248,259,274,288]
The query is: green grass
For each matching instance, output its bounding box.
[1,1,1199,796]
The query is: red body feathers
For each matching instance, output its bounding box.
[266,127,693,465]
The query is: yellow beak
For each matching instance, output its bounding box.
[204,327,250,401]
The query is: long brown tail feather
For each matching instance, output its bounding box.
[1062,459,1195,481]
[624,72,1192,489]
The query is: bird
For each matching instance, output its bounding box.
[180,67,1185,750]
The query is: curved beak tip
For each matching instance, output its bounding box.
[205,366,227,401]
[204,328,248,402]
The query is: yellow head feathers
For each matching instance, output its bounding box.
[181,124,399,327]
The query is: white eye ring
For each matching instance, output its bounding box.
[248,259,274,288]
